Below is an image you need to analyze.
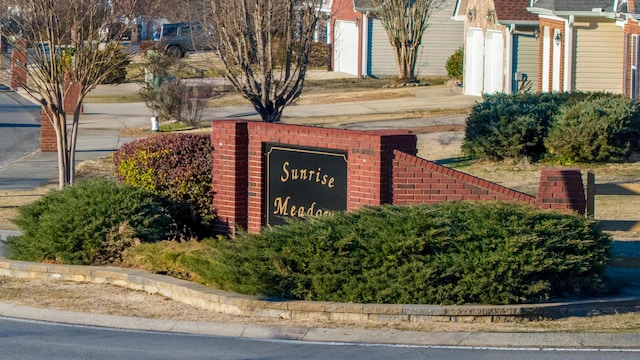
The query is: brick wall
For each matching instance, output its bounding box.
[211,121,587,234]
[10,43,27,89]
[538,18,566,93]
[40,110,58,152]
[211,121,249,234]
[211,120,417,234]
[393,151,536,205]
[535,167,586,214]
[39,80,83,153]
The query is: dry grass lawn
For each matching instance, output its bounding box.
[1,277,639,333]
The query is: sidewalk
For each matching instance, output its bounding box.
[0,78,478,191]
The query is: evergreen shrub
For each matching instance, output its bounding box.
[462,92,576,161]
[7,179,171,265]
[113,133,214,237]
[445,47,463,82]
[182,202,610,305]
[97,44,132,84]
[545,94,640,163]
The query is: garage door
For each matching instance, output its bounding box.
[484,30,504,94]
[334,20,358,75]
[465,28,484,96]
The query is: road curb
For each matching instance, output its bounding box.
[1,257,639,326]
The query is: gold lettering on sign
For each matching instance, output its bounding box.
[273,196,333,218]
[280,161,335,188]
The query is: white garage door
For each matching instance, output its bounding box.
[465,28,484,96]
[334,20,358,76]
[484,30,504,94]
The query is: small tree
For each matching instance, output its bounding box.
[372,0,445,84]
[209,0,324,122]
[0,0,134,188]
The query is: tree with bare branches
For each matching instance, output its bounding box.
[0,0,135,188]
[209,0,324,123]
[372,0,444,84]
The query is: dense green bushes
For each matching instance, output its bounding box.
[462,92,573,161]
[545,95,640,163]
[8,180,171,265]
[113,134,214,237]
[463,92,640,163]
[155,201,610,305]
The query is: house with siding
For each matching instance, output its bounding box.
[527,0,640,99]
[454,0,540,96]
[330,0,464,78]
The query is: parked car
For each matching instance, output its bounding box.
[154,22,213,57]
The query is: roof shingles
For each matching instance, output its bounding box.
[495,0,539,21]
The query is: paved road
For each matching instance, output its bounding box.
[1,317,638,360]
[0,90,40,168]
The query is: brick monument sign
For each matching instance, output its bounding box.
[211,120,587,234]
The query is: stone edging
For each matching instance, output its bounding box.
[1,258,639,324]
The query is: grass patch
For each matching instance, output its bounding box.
[84,93,143,103]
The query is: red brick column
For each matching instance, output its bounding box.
[211,121,249,234]
[10,41,27,89]
[64,80,83,115]
[40,109,58,152]
[535,168,586,215]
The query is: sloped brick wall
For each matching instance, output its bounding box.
[392,150,536,205]
[393,151,586,215]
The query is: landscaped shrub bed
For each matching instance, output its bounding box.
[133,201,611,305]
[463,92,640,163]
[8,179,171,265]
[113,133,214,237]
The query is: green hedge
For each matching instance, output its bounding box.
[8,180,171,265]
[113,133,214,238]
[462,92,574,161]
[172,201,610,305]
[545,94,640,163]
[462,92,639,163]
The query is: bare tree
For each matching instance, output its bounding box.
[0,0,135,188]
[372,0,444,84]
[209,0,324,123]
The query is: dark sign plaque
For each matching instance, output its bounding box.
[265,143,348,226]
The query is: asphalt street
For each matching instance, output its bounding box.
[0,88,40,168]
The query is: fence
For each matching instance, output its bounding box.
[586,171,640,232]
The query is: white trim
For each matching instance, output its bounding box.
[563,16,573,91]
[505,25,514,94]
[361,13,369,77]
[552,28,561,91]
[542,26,550,91]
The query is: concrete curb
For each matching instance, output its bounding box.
[2,301,640,349]
[2,258,640,327]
